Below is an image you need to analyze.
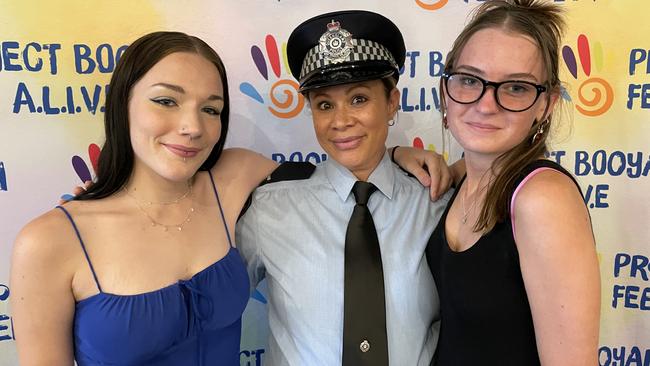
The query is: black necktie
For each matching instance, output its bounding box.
[342,181,388,366]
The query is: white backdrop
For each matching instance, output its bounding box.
[1,1,648,365]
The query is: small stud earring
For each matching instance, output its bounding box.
[388,111,399,126]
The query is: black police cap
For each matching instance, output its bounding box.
[287,10,406,93]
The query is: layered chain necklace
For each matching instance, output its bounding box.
[124,182,194,232]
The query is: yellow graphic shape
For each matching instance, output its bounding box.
[426,143,449,162]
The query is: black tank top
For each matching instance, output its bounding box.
[425,160,582,366]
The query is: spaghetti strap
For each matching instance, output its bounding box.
[56,205,103,293]
[207,170,234,248]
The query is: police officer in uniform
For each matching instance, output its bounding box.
[237,10,451,365]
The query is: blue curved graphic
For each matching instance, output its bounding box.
[0,162,7,191]
[0,285,9,302]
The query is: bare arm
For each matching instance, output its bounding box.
[390,146,465,200]
[208,147,278,231]
[513,171,600,366]
[212,148,278,196]
[10,213,77,365]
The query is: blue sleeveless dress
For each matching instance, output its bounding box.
[57,171,250,365]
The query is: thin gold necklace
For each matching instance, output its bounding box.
[460,175,490,225]
[460,186,474,225]
[124,183,194,231]
[124,183,192,206]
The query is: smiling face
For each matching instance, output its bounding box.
[308,79,399,181]
[128,52,225,183]
[444,27,555,161]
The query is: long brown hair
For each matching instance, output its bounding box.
[77,31,230,201]
[440,0,565,231]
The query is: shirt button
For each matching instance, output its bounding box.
[360,340,370,353]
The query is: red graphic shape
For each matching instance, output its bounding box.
[577,34,591,77]
[265,35,281,78]
[88,143,100,174]
[413,137,424,149]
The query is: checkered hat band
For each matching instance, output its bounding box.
[299,39,397,80]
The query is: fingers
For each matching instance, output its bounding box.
[419,151,442,200]
[424,153,453,201]
[393,146,432,186]
[411,165,432,188]
[72,181,91,197]
[430,164,453,201]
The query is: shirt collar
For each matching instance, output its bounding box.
[324,151,395,202]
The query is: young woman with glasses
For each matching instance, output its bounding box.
[425,1,600,365]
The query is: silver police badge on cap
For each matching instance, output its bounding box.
[319,20,353,64]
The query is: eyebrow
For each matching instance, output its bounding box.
[455,65,540,82]
[151,82,224,101]
[310,83,373,99]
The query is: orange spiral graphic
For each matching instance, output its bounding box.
[268,79,305,119]
[576,77,614,117]
[415,0,448,11]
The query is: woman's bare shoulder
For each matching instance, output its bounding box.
[514,169,583,212]
[12,207,79,271]
[13,200,98,264]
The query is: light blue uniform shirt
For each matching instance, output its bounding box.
[236,152,450,365]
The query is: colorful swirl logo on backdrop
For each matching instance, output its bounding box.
[0,162,7,191]
[414,0,448,10]
[60,143,100,201]
[562,34,614,117]
[239,35,305,119]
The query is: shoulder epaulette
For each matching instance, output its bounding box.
[238,161,317,220]
[259,161,316,186]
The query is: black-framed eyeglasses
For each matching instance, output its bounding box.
[442,72,547,112]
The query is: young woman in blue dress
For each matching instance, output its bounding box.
[10,31,279,365]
